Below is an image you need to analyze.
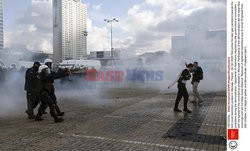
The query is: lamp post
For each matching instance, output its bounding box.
[104,18,118,58]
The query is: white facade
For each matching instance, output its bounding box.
[53,0,87,63]
[0,0,3,50]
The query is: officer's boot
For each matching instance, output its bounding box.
[35,107,44,121]
[55,105,65,116]
[50,106,64,123]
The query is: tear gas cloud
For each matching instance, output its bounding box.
[0,70,26,116]
[0,27,226,117]
[70,27,226,94]
[54,29,226,106]
[1,0,227,116]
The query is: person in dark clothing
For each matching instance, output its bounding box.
[168,63,193,113]
[24,62,41,119]
[35,65,64,123]
[190,62,203,104]
[0,66,6,85]
[43,59,69,116]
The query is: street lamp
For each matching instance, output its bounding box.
[104,18,118,58]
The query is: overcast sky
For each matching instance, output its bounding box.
[3,0,226,54]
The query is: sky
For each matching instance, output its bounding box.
[3,0,226,54]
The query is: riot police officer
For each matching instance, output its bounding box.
[24,62,41,119]
[43,59,69,116]
[35,65,64,123]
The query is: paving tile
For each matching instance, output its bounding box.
[0,89,226,151]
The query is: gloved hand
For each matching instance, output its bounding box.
[64,69,71,75]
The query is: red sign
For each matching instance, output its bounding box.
[228,129,239,140]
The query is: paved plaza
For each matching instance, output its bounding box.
[0,89,226,151]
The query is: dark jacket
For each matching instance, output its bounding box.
[38,70,68,93]
[192,66,203,83]
[24,67,40,92]
[38,75,53,93]
[178,69,191,84]
[49,70,68,84]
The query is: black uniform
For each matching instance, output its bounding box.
[24,67,40,117]
[36,72,64,123]
[174,69,191,110]
[44,70,68,115]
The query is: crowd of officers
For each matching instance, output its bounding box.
[24,59,70,123]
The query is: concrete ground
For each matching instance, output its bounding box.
[0,89,226,151]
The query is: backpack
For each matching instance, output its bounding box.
[197,67,203,80]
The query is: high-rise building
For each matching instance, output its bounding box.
[53,0,87,63]
[0,0,3,50]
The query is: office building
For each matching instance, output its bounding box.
[53,0,87,63]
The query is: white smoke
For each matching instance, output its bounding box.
[0,0,226,117]
[0,71,26,117]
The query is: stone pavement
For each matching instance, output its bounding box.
[0,89,226,151]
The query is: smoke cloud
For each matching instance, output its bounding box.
[0,0,226,117]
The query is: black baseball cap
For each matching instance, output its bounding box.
[33,62,41,66]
